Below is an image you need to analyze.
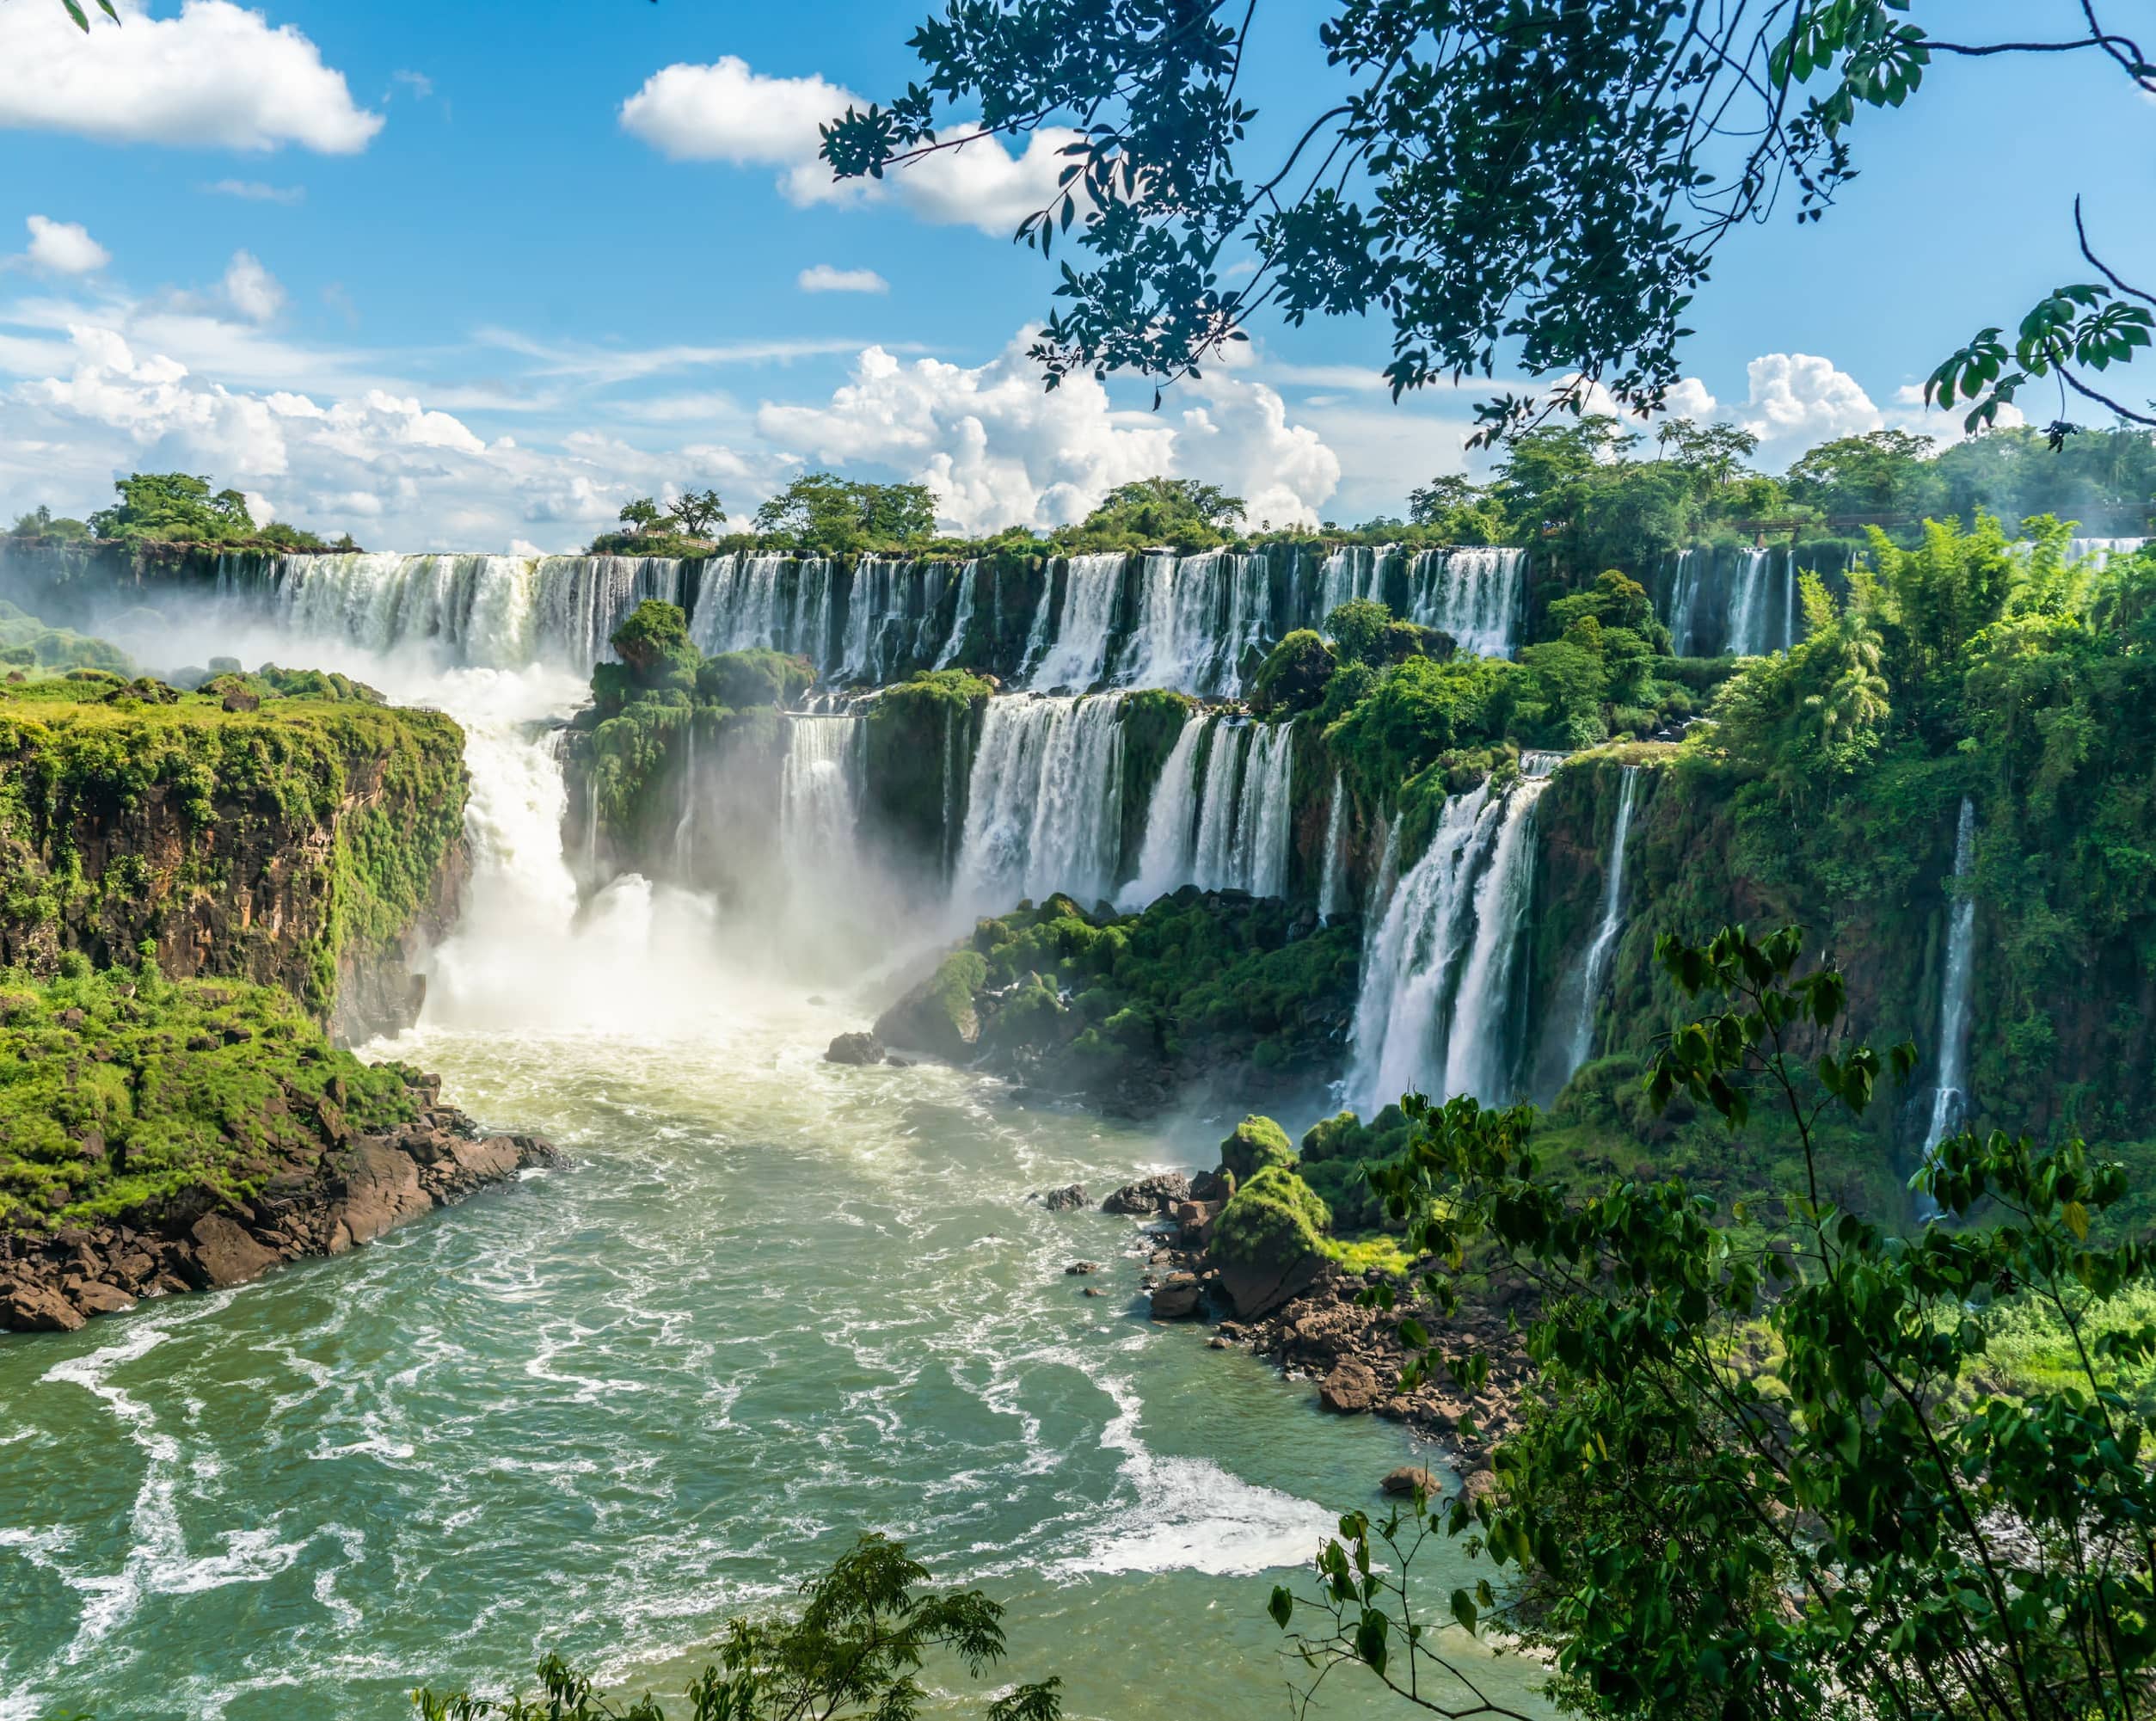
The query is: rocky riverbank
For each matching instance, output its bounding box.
[2,1084,561,1333]
[1057,1139,1536,1479]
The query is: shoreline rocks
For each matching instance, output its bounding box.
[0,1088,563,1336]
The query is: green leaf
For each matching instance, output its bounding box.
[1268,1584,1293,1629]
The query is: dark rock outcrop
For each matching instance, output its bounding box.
[1103,1172,1191,1215]
[824,1031,885,1066]
[1039,1183,1088,1212]
[0,1085,563,1332]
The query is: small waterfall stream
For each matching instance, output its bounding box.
[779,713,863,874]
[1316,771,1347,919]
[1028,554,1125,690]
[1919,796,1980,1204]
[1564,765,1641,1076]
[1120,710,1207,907]
[933,558,980,668]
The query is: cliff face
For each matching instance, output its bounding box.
[0,690,469,1042]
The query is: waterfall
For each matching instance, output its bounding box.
[1185,721,1293,894]
[933,558,980,668]
[1346,762,1556,1114]
[673,721,698,875]
[1564,765,1641,1076]
[1367,814,1401,920]
[1115,550,1269,694]
[780,714,863,874]
[2067,536,2148,565]
[953,695,1126,907]
[245,551,638,670]
[1120,710,1207,907]
[1318,545,1389,618]
[791,557,838,673]
[690,554,788,655]
[1028,553,1125,690]
[1667,548,1706,655]
[1726,548,1775,656]
[1405,547,1525,657]
[1317,771,1347,919]
[1919,797,1980,1199]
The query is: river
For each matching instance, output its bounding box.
[0,624,1549,1720]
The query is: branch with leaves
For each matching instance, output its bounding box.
[829,3,2154,445]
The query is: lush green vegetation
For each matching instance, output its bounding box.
[571,599,811,849]
[1273,928,2156,1721]
[0,958,421,1228]
[0,668,466,1020]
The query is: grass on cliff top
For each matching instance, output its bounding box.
[0,958,421,1231]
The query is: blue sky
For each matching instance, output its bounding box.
[2,0,2150,550]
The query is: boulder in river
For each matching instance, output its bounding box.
[824,1031,885,1066]
[1103,1172,1191,1216]
[1039,1183,1088,1212]
[1149,1271,1202,1320]
[1065,1260,1100,1275]
[1379,1465,1441,1497]
[1319,1358,1381,1415]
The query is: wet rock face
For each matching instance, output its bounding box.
[0,1092,564,1332]
[1102,1172,1191,1216]
[1039,1184,1089,1212]
[824,1030,886,1066]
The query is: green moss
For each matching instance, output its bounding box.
[862,670,995,871]
[1250,630,1336,716]
[0,962,420,1229]
[1212,1165,1331,1267]
[0,683,466,1021]
[1219,1114,1295,1183]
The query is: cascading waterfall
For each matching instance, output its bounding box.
[1919,797,1980,1202]
[1318,545,1391,618]
[1667,548,1707,656]
[691,554,787,655]
[1028,554,1125,689]
[1404,547,1526,657]
[1726,548,1775,656]
[241,551,689,672]
[2067,536,2148,565]
[1316,772,1347,919]
[954,696,1126,907]
[1367,814,1401,921]
[1184,721,1294,895]
[1116,550,1270,694]
[780,714,863,876]
[1346,757,1560,1115]
[791,557,838,673]
[932,558,980,668]
[1564,765,1641,1076]
[1120,710,1207,907]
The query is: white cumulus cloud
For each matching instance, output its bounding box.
[0,0,382,154]
[23,216,109,275]
[758,332,1337,534]
[222,251,286,323]
[797,264,888,295]
[620,55,1076,236]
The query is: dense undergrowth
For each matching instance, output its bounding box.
[0,959,419,1228]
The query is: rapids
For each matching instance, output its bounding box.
[0,611,1547,1719]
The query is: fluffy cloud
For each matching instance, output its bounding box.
[0,0,381,154]
[23,216,108,275]
[222,251,285,323]
[797,265,888,295]
[620,56,1075,236]
[758,332,1338,533]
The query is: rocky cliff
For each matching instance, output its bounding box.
[0,680,469,1042]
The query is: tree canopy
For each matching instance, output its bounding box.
[754,472,939,551]
[84,472,328,550]
[827,3,2156,442]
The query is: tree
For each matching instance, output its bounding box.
[1275,925,2156,1721]
[665,489,728,538]
[1784,429,1944,517]
[1406,475,1504,544]
[88,473,261,545]
[411,1534,1062,1721]
[7,505,90,543]
[1074,476,1246,543]
[618,497,665,534]
[1324,598,1393,667]
[753,473,937,550]
[1654,419,1760,497]
[827,4,2156,442]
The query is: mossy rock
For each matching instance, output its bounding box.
[875,950,987,1060]
[1211,1165,1330,1268]
[1250,630,1336,716]
[1219,1113,1296,1183]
